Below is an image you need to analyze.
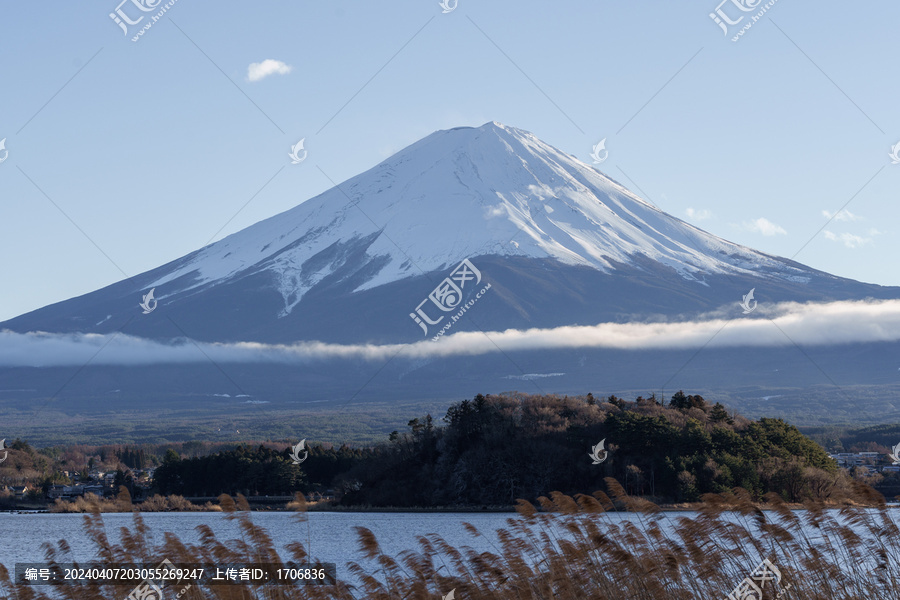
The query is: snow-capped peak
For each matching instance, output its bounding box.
[148,122,808,315]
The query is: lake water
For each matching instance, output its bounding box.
[3,508,897,590]
[0,509,710,577]
[0,511,523,576]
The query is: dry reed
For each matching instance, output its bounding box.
[1,480,897,599]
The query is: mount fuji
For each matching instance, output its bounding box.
[3,122,893,344]
[2,122,899,439]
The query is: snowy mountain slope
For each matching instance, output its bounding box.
[3,122,897,346]
[143,123,810,313]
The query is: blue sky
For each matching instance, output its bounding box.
[0,0,897,322]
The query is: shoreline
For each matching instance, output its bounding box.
[6,500,899,514]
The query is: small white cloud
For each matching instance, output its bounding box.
[824,228,881,248]
[484,205,507,219]
[686,207,712,221]
[247,59,292,82]
[822,209,861,222]
[742,217,787,236]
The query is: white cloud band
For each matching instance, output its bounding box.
[1,299,898,367]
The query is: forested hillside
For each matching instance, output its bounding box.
[149,391,847,506]
[335,392,842,505]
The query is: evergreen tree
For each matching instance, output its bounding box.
[710,402,733,424]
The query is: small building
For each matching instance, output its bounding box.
[48,485,89,499]
[47,485,68,499]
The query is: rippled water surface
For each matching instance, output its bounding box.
[0,511,522,575]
